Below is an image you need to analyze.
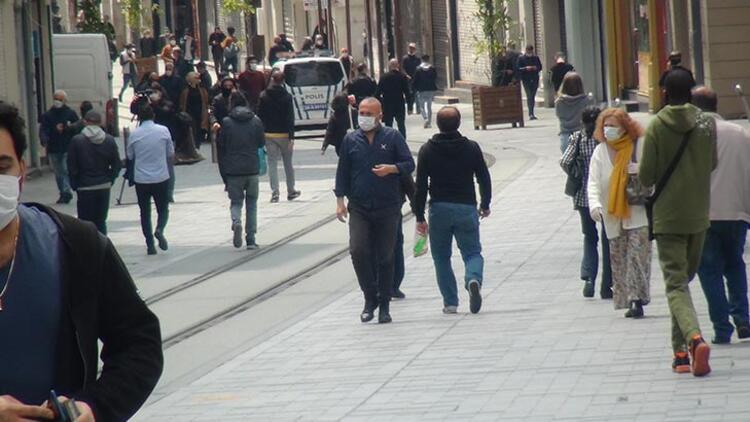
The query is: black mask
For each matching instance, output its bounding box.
[221,88,232,97]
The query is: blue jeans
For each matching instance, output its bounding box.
[560,132,572,154]
[578,207,612,294]
[429,202,484,307]
[48,152,72,195]
[118,73,133,100]
[698,220,750,339]
[417,91,435,124]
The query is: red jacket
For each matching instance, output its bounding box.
[237,70,268,109]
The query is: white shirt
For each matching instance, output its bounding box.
[587,139,649,238]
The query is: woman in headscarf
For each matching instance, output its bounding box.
[587,107,651,318]
[179,71,209,150]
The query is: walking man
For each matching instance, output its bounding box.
[376,59,410,139]
[209,26,227,77]
[40,90,78,204]
[413,54,438,128]
[402,43,421,115]
[118,43,137,102]
[692,86,750,344]
[0,101,163,421]
[414,106,491,314]
[639,69,717,376]
[127,104,174,255]
[217,92,265,250]
[222,27,240,76]
[238,56,268,111]
[516,45,543,120]
[334,97,415,324]
[67,111,121,234]
[258,71,301,203]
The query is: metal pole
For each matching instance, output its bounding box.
[318,0,324,40]
[345,0,352,53]
[365,0,374,69]
[375,0,384,74]
[326,1,333,50]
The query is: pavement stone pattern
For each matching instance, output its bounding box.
[133,108,750,421]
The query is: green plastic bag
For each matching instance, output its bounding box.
[413,229,429,257]
[258,147,267,176]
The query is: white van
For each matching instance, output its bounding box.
[272,57,348,134]
[52,34,118,135]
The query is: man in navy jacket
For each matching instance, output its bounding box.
[335,97,415,324]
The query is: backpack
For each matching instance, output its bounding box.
[224,42,239,59]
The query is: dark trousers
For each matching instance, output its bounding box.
[135,180,170,247]
[348,204,401,304]
[578,207,612,295]
[406,88,416,114]
[698,220,750,339]
[212,50,223,76]
[393,217,405,290]
[76,188,111,235]
[522,79,539,117]
[383,106,407,139]
[191,120,206,148]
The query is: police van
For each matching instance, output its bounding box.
[272,56,348,135]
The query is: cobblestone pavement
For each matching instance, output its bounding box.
[130,106,750,421]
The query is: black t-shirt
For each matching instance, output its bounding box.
[550,62,575,92]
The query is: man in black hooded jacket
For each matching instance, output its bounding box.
[414,106,492,316]
[0,101,163,422]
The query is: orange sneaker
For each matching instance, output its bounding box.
[689,335,711,377]
[672,352,690,374]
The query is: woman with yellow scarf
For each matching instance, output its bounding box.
[587,108,652,318]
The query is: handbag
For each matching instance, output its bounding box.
[258,147,267,176]
[626,140,651,205]
[645,129,693,240]
[563,133,584,197]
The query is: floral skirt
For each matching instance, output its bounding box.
[608,227,652,310]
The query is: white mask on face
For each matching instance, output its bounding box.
[604,126,623,142]
[358,115,377,132]
[170,40,176,46]
[52,100,64,108]
[0,175,20,230]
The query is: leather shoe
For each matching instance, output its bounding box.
[582,279,595,298]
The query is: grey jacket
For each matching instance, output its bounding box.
[217,107,265,176]
[555,94,590,134]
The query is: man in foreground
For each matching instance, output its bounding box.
[334,98,414,324]
[414,106,491,314]
[0,101,163,421]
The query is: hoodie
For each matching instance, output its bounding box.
[67,126,121,190]
[639,103,717,235]
[413,63,438,92]
[414,131,492,222]
[555,94,590,134]
[217,106,266,176]
[257,84,295,138]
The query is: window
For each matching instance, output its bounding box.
[284,61,344,87]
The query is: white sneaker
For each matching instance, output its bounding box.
[442,305,458,314]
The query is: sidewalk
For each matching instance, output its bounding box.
[134,108,750,421]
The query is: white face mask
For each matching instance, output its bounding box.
[358,115,378,132]
[0,175,20,231]
[149,93,161,102]
[53,100,64,108]
[170,40,176,46]
[604,126,623,142]
[249,64,258,71]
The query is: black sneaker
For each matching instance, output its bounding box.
[246,241,259,250]
[287,190,302,201]
[624,300,644,318]
[55,196,65,204]
[378,300,392,324]
[392,289,406,300]
[711,336,731,345]
[582,279,595,298]
[361,301,378,323]
[154,231,169,251]
[736,323,750,339]
[61,192,73,204]
[468,280,482,314]
[232,223,243,248]
[270,192,280,203]
[529,115,538,121]
[600,288,613,299]
[147,244,157,255]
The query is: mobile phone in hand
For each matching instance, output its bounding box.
[49,390,80,422]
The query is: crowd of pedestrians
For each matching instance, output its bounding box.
[560,66,750,377]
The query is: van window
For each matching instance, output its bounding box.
[284,61,344,87]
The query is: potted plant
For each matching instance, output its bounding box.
[471,0,524,129]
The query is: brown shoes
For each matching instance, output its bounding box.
[689,335,711,377]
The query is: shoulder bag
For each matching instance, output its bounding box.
[563,132,583,197]
[645,129,693,240]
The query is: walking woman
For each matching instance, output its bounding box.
[587,108,652,318]
[560,106,612,299]
[555,72,590,153]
